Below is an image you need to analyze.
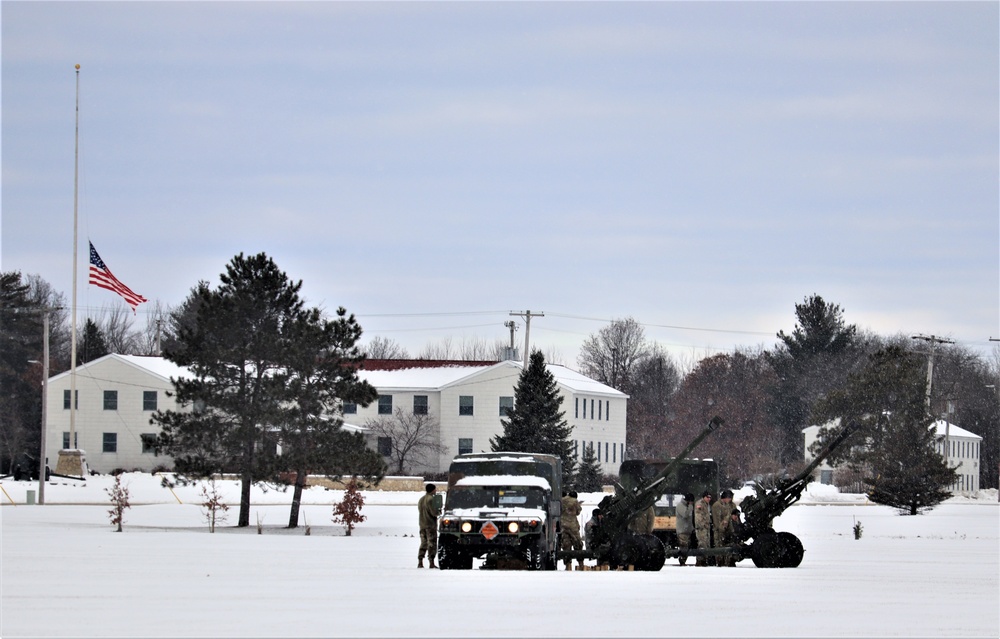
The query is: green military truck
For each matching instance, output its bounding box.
[437,452,562,571]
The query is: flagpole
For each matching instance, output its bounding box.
[69,63,80,453]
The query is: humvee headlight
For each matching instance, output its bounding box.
[507,521,520,534]
[461,521,473,533]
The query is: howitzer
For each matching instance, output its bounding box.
[566,416,724,571]
[734,420,861,567]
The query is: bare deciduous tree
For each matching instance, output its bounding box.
[364,408,445,475]
[364,336,410,359]
[577,317,649,392]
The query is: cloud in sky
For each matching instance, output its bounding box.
[2,1,997,363]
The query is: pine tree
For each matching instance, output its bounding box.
[575,443,603,492]
[80,318,109,362]
[491,350,576,485]
[153,253,306,527]
[812,346,958,515]
[331,478,366,536]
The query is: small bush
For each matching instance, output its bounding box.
[106,474,131,532]
[853,518,863,540]
[200,479,229,533]
[332,478,366,536]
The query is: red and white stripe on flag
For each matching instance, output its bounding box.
[88,241,148,312]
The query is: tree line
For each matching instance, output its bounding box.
[2,263,998,510]
[573,296,998,511]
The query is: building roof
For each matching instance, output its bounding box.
[358,359,627,397]
[49,355,627,398]
[931,420,981,440]
[49,353,191,384]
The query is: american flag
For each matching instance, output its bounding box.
[89,241,148,312]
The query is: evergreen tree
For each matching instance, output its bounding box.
[575,443,603,492]
[767,294,862,464]
[812,346,958,515]
[153,253,306,527]
[80,318,109,362]
[277,305,384,528]
[491,350,576,485]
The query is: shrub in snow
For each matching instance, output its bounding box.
[200,479,229,533]
[853,517,863,540]
[332,478,366,536]
[106,474,131,532]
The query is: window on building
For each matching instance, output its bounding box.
[459,395,474,416]
[103,390,118,411]
[102,432,118,453]
[141,433,157,454]
[62,432,78,449]
[378,395,393,415]
[63,389,78,410]
[143,391,157,411]
[499,396,514,416]
[583,399,587,419]
[591,399,595,419]
[413,395,428,415]
[597,441,601,462]
[612,441,616,463]
[605,442,609,462]
[598,401,602,420]
[377,436,392,456]
[343,402,357,414]
[575,398,579,418]
[606,400,610,421]
[458,438,473,455]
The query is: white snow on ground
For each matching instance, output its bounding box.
[2,474,998,638]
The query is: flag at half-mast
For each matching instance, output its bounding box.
[88,241,148,312]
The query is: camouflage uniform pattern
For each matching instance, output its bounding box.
[712,497,737,566]
[417,490,439,565]
[627,505,655,535]
[560,494,583,568]
[694,495,713,566]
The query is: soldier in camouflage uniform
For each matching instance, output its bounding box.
[711,489,737,567]
[417,484,440,568]
[628,504,655,535]
[694,491,713,566]
[560,491,584,570]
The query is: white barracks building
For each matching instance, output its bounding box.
[45,355,628,476]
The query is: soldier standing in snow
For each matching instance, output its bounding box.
[417,484,440,568]
[675,493,695,565]
[560,491,584,570]
[694,491,713,566]
[712,489,737,566]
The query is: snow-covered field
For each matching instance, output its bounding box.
[2,474,998,638]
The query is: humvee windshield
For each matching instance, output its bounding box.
[447,458,556,487]
[446,485,548,510]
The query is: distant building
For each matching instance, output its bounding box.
[802,419,982,494]
[45,355,628,476]
[45,354,189,474]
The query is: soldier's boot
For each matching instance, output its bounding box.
[428,558,437,569]
[577,561,585,570]
[564,563,572,571]
[418,558,424,568]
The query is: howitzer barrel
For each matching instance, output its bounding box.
[793,420,861,485]
[598,416,724,529]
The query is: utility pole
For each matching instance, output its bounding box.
[510,310,544,368]
[38,313,49,505]
[912,334,954,465]
[503,320,518,361]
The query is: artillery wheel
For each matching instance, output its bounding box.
[609,534,645,570]
[751,532,804,568]
[638,534,666,571]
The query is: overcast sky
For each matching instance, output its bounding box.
[2,1,997,365]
